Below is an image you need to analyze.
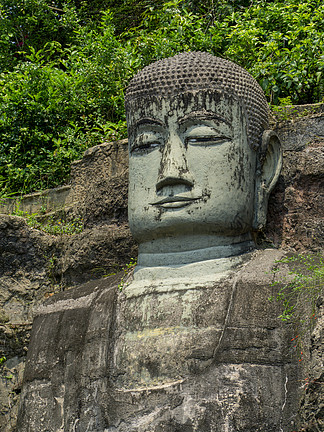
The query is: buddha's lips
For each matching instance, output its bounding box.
[150,196,200,207]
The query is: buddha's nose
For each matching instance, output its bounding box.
[156,133,194,193]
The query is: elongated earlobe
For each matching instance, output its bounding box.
[253,130,282,230]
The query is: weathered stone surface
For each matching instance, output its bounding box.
[55,223,136,285]
[0,356,25,432]
[0,216,54,358]
[70,139,129,227]
[0,217,135,431]
[0,216,53,431]
[0,185,73,216]
[266,119,324,251]
[298,296,324,432]
[16,276,119,432]
[17,250,300,432]
[275,113,324,151]
[0,216,53,430]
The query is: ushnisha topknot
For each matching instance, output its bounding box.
[125,51,269,150]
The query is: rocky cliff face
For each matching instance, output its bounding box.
[0,141,136,431]
[0,106,323,431]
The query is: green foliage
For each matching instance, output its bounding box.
[13,209,84,235]
[97,0,163,34]
[0,0,323,196]
[269,253,323,360]
[223,0,324,104]
[270,253,323,322]
[118,257,137,290]
[0,355,9,380]
[98,256,137,289]
[122,0,229,66]
[0,10,131,195]
[0,0,81,72]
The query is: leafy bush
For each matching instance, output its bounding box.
[271,254,323,322]
[0,0,82,72]
[222,0,324,104]
[269,253,323,358]
[0,11,132,195]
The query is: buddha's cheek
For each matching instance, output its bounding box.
[184,140,256,233]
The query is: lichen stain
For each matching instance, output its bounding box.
[132,326,184,339]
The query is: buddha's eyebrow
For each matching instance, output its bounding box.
[178,112,231,126]
[135,118,165,128]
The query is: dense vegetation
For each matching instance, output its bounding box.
[0,0,323,196]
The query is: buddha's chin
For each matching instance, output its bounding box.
[130,217,253,243]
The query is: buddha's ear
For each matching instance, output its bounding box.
[253,130,282,230]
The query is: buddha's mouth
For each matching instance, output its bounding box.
[150,196,199,208]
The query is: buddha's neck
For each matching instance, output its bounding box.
[126,234,255,294]
[137,233,254,268]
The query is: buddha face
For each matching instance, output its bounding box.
[128,91,258,242]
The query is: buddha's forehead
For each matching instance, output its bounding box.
[127,90,242,129]
[126,52,269,150]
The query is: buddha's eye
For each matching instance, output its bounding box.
[131,142,160,154]
[186,135,231,146]
[184,124,232,147]
[131,132,162,154]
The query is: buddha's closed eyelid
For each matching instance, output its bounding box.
[131,131,163,154]
[185,136,232,147]
[186,135,232,145]
[184,126,233,146]
[131,142,160,155]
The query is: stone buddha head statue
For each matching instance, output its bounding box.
[125,52,282,269]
